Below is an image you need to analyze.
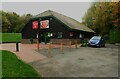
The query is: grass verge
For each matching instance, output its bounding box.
[1,50,42,78]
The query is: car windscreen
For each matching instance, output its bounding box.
[91,36,101,40]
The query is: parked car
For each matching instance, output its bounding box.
[88,36,105,47]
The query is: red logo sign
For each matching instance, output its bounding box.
[32,21,38,29]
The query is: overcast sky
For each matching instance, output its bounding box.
[2,2,92,22]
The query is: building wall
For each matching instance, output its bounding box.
[22,19,39,39]
[21,39,38,44]
[38,17,70,39]
[22,16,70,40]
[21,38,81,45]
[51,39,81,45]
[22,16,94,44]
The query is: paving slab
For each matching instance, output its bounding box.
[1,43,47,63]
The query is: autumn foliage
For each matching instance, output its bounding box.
[82,2,120,35]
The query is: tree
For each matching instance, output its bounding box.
[19,14,32,32]
[1,11,33,33]
[0,11,2,32]
[111,2,120,29]
[82,2,120,35]
[2,11,11,32]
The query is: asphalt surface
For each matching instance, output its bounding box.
[30,44,119,77]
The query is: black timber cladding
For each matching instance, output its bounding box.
[21,10,95,42]
[22,16,70,39]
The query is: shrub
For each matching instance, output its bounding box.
[109,29,120,44]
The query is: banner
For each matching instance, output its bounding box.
[32,21,38,29]
[40,20,49,29]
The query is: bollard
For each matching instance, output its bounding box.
[48,44,52,57]
[69,41,71,49]
[79,41,81,47]
[16,42,19,51]
[37,43,39,50]
[37,38,39,50]
[60,42,63,53]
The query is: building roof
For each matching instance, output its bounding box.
[32,10,95,33]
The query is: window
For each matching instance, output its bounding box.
[58,32,62,38]
[70,32,73,36]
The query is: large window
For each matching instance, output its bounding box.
[58,32,62,38]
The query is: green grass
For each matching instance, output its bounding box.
[0,50,1,79]
[1,50,42,78]
[0,33,21,43]
[0,33,1,43]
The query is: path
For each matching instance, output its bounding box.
[1,43,72,63]
[1,43,47,63]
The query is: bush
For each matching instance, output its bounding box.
[109,29,120,44]
[103,34,109,43]
[81,39,88,47]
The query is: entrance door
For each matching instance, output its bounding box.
[39,32,50,44]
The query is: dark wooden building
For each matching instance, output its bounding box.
[21,10,95,44]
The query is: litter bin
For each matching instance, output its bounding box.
[16,41,19,51]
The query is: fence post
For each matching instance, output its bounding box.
[69,41,71,49]
[37,38,39,50]
[75,40,77,49]
[60,42,63,53]
[48,44,52,57]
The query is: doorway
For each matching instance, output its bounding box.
[39,32,50,44]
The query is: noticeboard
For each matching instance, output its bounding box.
[32,21,38,29]
[40,20,49,29]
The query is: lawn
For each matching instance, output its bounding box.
[0,33,21,43]
[1,50,42,78]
